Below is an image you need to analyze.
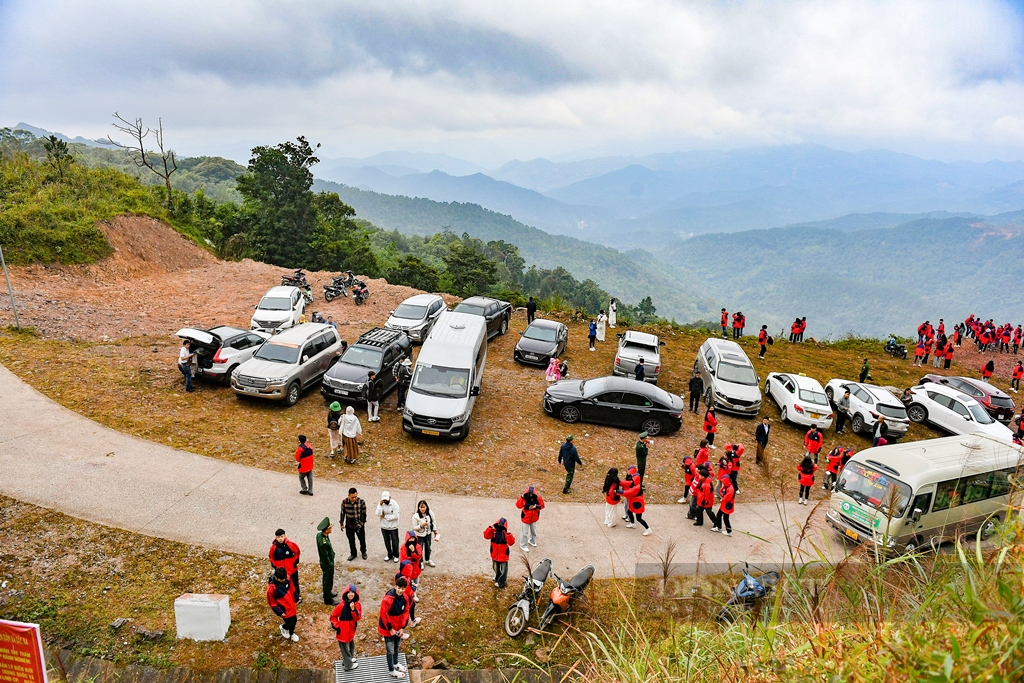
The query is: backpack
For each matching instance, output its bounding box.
[767,336,774,346]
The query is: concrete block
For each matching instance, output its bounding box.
[174,593,231,641]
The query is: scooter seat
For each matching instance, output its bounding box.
[568,565,595,589]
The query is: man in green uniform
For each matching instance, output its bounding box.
[859,358,871,383]
[317,517,337,605]
[635,431,653,483]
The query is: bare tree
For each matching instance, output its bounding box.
[107,112,177,208]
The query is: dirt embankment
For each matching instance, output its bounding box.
[0,215,450,340]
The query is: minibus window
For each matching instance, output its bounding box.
[835,461,912,517]
[909,492,932,517]
[933,479,966,511]
[990,467,1016,498]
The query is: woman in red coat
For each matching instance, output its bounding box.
[603,468,622,527]
[703,408,718,448]
[824,447,844,490]
[728,443,744,492]
[797,455,817,505]
[981,360,995,380]
[330,584,362,670]
[713,477,735,536]
[676,456,695,504]
[621,467,651,535]
[267,567,299,642]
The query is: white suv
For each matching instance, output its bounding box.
[251,286,306,334]
[824,380,910,441]
[904,383,1015,442]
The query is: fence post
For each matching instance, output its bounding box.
[0,244,20,329]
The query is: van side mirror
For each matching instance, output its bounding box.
[910,507,923,523]
[470,386,481,396]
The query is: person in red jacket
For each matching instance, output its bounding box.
[757,325,769,359]
[922,337,933,366]
[395,559,422,627]
[695,439,710,466]
[712,476,735,537]
[685,466,706,520]
[603,468,622,526]
[798,317,807,342]
[269,529,301,603]
[913,339,925,366]
[621,466,651,535]
[790,318,801,343]
[797,456,817,505]
[1012,361,1023,393]
[703,407,718,448]
[944,341,954,370]
[937,319,945,337]
[295,434,314,496]
[398,532,422,584]
[721,308,729,337]
[804,426,824,464]
[824,447,844,490]
[716,454,732,486]
[676,454,696,504]
[378,576,411,678]
[728,443,744,493]
[484,518,515,588]
[1014,326,1022,355]
[267,566,299,642]
[732,312,742,339]
[330,584,362,670]
[981,360,995,380]
[693,471,715,527]
[515,485,545,552]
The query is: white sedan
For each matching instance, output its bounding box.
[765,372,834,428]
[904,383,1016,442]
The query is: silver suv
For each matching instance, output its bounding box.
[231,323,343,406]
[612,331,664,383]
[695,338,761,415]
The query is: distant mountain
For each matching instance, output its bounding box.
[8,122,110,148]
[318,151,485,178]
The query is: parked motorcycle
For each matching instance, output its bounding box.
[281,269,309,288]
[884,337,908,360]
[505,558,552,637]
[715,563,780,624]
[323,282,348,302]
[332,270,358,288]
[352,282,369,305]
[538,564,594,630]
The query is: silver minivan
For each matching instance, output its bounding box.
[695,338,762,415]
[231,323,343,406]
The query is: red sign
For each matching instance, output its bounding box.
[0,620,47,683]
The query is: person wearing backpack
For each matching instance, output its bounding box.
[484,518,516,588]
[757,325,769,359]
[327,402,343,457]
[515,486,545,552]
[294,434,314,496]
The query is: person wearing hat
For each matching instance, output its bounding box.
[267,566,299,642]
[395,357,413,411]
[330,584,362,670]
[515,486,545,552]
[269,529,302,603]
[316,517,338,605]
[376,491,401,563]
[859,358,871,383]
[483,518,516,588]
[557,435,583,494]
[635,432,653,483]
[327,402,343,457]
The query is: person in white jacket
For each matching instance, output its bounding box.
[340,406,362,464]
[411,500,440,567]
[376,491,401,563]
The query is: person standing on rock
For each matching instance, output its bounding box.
[340,487,368,561]
[316,517,338,605]
[267,566,299,642]
[484,518,515,588]
[635,431,653,483]
[376,491,401,563]
[330,584,362,671]
[608,298,617,328]
[177,339,195,392]
[327,402,343,457]
[341,406,362,464]
[558,435,583,494]
[269,529,301,604]
[378,576,411,679]
[411,500,439,567]
[395,358,412,411]
[515,486,545,552]
[295,434,314,496]
[365,371,381,422]
[755,416,770,466]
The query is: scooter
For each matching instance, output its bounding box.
[884,337,908,360]
[352,282,369,305]
[504,558,552,637]
[538,564,594,630]
[715,563,780,624]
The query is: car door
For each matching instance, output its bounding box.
[298,339,317,386]
[947,398,975,434]
[557,325,568,356]
[584,391,623,423]
[381,347,396,392]
[925,391,956,431]
[905,486,935,545]
[486,303,500,336]
[620,392,656,429]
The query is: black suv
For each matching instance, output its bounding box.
[453,296,512,339]
[320,327,412,403]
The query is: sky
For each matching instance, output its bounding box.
[3,0,1024,167]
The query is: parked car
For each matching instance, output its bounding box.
[765,372,834,428]
[694,338,761,415]
[824,380,910,440]
[452,296,512,339]
[543,375,684,435]
[176,326,270,384]
[918,374,1015,425]
[904,383,1015,442]
[514,319,568,366]
[251,286,306,334]
[384,293,447,342]
[231,323,343,406]
[321,327,413,403]
[612,331,665,383]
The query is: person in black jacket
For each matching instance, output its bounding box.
[755,417,770,466]
[526,297,538,324]
[365,371,381,422]
[635,359,646,382]
[688,371,704,413]
[394,359,412,411]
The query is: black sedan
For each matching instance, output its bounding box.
[543,376,684,435]
[514,319,568,366]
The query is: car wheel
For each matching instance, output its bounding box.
[907,404,928,423]
[903,536,922,555]
[641,418,663,436]
[780,406,789,423]
[977,515,1000,541]
[222,365,238,386]
[559,405,581,423]
[851,414,865,434]
[499,316,509,336]
[825,386,835,404]
[285,382,301,407]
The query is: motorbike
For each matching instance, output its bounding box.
[281,269,309,288]
[323,282,348,302]
[715,563,780,624]
[352,282,369,305]
[504,558,552,637]
[884,337,908,360]
[538,564,594,630]
[332,270,358,288]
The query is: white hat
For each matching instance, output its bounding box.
[401,358,412,366]
[381,490,391,500]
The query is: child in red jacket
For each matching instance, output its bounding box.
[797,456,817,505]
[330,584,362,670]
[515,486,545,552]
[712,476,735,537]
[823,447,844,490]
[267,567,299,642]
[484,518,515,588]
[295,434,314,496]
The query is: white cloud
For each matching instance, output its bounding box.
[2,0,1023,163]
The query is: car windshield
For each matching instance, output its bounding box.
[453,304,485,316]
[411,363,471,398]
[340,346,383,370]
[623,341,657,354]
[393,304,427,320]
[798,389,829,405]
[717,362,757,385]
[253,342,300,364]
[968,403,994,423]
[877,403,908,420]
[835,461,912,518]
[258,297,291,311]
[524,326,559,342]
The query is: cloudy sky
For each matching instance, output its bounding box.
[2,0,1024,166]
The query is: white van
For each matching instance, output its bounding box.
[402,311,487,440]
[826,434,1023,554]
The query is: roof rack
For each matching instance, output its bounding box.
[355,327,404,348]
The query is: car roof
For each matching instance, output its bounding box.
[585,375,675,402]
[954,376,1009,398]
[267,323,332,343]
[858,384,901,404]
[418,312,486,366]
[528,319,565,330]
[398,294,442,306]
[264,286,300,297]
[704,338,743,354]
[209,325,248,338]
[622,330,659,345]
[457,296,499,306]
[782,373,826,390]
[919,382,983,406]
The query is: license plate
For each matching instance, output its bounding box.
[845,529,858,541]
[810,413,821,419]
[421,430,440,436]
[242,387,260,394]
